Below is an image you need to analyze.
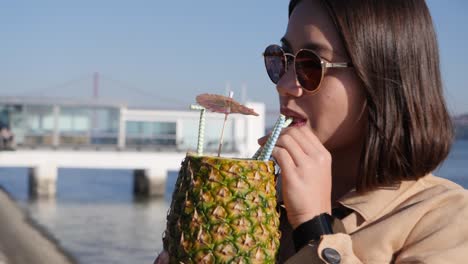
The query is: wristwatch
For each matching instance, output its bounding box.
[292,213,343,251]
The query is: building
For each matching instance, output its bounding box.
[0,96,265,157]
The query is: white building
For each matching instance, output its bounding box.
[0,96,265,157]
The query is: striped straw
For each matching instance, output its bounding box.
[251,145,263,160]
[283,117,293,129]
[252,117,292,159]
[258,114,289,161]
[190,104,206,155]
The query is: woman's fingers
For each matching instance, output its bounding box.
[273,133,308,167]
[273,127,322,167]
[258,125,330,174]
[268,125,332,228]
[271,146,296,175]
[257,133,271,146]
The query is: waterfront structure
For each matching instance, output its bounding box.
[0,96,266,197]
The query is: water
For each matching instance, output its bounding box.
[0,168,174,264]
[0,140,467,264]
[434,140,468,185]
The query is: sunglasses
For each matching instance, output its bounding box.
[263,44,352,93]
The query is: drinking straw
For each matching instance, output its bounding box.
[252,117,292,159]
[190,104,206,155]
[251,145,263,160]
[284,117,293,129]
[258,115,293,161]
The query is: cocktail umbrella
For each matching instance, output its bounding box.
[196,93,259,116]
[196,93,259,156]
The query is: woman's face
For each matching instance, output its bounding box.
[278,0,367,152]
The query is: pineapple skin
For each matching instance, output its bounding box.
[163,154,281,264]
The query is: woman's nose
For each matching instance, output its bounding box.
[276,69,303,97]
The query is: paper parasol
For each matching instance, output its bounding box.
[196,93,259,116]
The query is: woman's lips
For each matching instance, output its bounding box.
[290,118,307,127]
[280,108,307,127]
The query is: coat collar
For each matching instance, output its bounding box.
[337,175,429,222]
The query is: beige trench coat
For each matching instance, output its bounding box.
[280,174,468,263]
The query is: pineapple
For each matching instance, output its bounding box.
[163,153,281,264]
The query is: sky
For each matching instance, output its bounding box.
[1,1,467,116]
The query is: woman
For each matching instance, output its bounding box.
[267,0,468,263]
[156,0,468,263]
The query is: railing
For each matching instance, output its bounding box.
[15,132,188,151]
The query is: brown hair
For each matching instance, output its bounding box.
[289,0,454,192]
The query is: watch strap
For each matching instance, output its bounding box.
[292,213,334,251]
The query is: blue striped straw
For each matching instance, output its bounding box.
[251,145,263,160]
[252,117,292,159]
[190,104,206,155]
[283,117,293,129]
[258,114,287,161]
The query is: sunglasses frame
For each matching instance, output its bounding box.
[263,44,352,94]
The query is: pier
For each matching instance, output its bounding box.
[0,97,266,198]
[0,149,187,198]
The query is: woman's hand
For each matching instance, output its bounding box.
[258,126,332,229]
[153,251,169,264]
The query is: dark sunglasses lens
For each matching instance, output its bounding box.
[295,50,323,91]
[264,45,285,84]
